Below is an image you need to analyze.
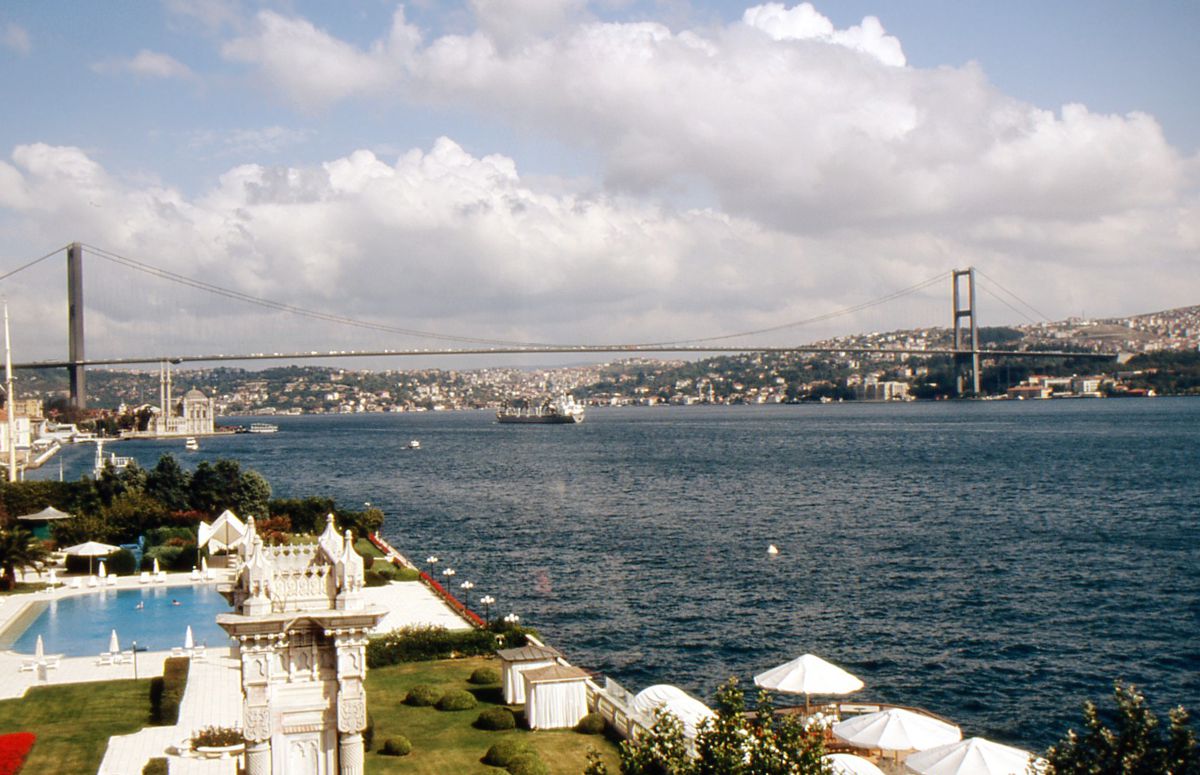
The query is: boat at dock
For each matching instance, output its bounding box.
[496,395,585,424]
[185,437,199,451]
[249,423,279,434]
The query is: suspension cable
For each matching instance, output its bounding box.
[975,268,1051,323]
[0,245,70,283]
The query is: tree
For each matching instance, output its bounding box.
[146,455,192,511]
[1045,682,1200,775]
[190,460,272,518]
[616,679,831,775]
[0,527,50,590]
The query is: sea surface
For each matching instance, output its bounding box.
[42,399,1200,750]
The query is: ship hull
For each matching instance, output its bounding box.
[496,413,581,424]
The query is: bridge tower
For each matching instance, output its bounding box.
[952,268,980,396]
[67,242,86,409]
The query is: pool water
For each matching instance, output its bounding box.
[3,585,233,657]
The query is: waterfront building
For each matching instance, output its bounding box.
[217,516,385,775]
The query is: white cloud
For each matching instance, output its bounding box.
[0,139,1195,365]
[92,49,195,79]
[215,3,1189,237]
[186,126,315,157]
[2,22,31,55]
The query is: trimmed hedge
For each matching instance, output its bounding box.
[469,666,500,685]
[575,712,606,735]
[476,707,516,731]
[367,625,517,667]
[436,689,478,711]
[150,656,190,724]
[363,713,374,751]
[380,736,412,757]
[507,753,549,775]
[364,570,389,588]
[404,685,441,707]
[484,739,530,767]
[142,758,168,775]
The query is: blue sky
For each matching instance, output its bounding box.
[0,1,1196,362]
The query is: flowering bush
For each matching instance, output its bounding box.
[0,732,36,775]
[191,726,244,749]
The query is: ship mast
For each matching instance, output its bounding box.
[4,301,17,482]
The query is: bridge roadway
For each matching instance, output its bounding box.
[15,344,1116,369]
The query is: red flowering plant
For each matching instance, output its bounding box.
[0,732,36,775]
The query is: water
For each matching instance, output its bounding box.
[40,399,1200,749]
[4,585,232,656]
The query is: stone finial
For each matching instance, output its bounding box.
[336,530,366,611]
[318,513,345,561]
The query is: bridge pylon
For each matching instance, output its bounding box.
[67,242,86,409]
[952,268,980,396]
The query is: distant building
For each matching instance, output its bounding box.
[857,380,910,401]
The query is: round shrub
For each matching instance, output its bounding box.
[475,707,516,731]
[469,666,500,685]
[507,753,549,775]
[484,739,530,767]
[404,684,441,706]
[436,688,478,711]
[575,712,605,735]
[364,569,389,587]
[380,736,411,757]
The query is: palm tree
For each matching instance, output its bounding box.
[0,527,50,591]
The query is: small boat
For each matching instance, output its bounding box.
[184,437,199,451]
[249,423,279,434]
[408,440,421,450]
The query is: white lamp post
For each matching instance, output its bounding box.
[480,595,495,626]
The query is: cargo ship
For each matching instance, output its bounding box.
[496,395,585,424]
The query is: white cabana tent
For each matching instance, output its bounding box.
[826,753,887,775]
[903,736,1043,775]
[754,653,864,714]
[523,663,590,730]
[631,684,717,740]
[497,643,562,704]
[833,708,962,754]
[198,509,247,553]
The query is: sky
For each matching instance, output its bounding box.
[0,0,1197,365]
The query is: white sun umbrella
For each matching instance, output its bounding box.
[833,708,962,753]
[97,559,107,577]
[826,753,887,775]
[64,541,119,575]
[201,555,208,574]
[152,557,160,575]
[904,736,1042,775]
[184,625,194,650]
[35,634,44,660]
[108,629,120,655]
[754,654,864,715]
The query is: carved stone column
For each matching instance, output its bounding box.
[338,732,364,775]
[245,740,271,775]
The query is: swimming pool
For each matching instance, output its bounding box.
[1,585,233,657]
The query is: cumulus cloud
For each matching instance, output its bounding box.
[0,140,1195,364]
[215,3,1189,237]
[92,49,195,79]
[2,22,31,55]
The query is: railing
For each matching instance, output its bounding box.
[367,533,486,628]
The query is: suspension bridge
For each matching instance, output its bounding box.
[1,242,1115,408]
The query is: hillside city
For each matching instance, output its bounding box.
[10,304,1200,426]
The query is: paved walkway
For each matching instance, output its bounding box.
[363,579,473,632]
[97,649,242,775]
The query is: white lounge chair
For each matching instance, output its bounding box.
[68,578,81,589]
[96,652,114,666]
[19,659,36,672]
[154,572,166,584]
[87,576,98,588]
[139,572,150,584]
[105,574,117,587]
[189,646,207,662]
[171,647,185,658]
[190,568,201,581]
[42,656,60,670]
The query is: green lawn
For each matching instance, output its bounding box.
[0,679,155,773]
[366,657,621,774]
